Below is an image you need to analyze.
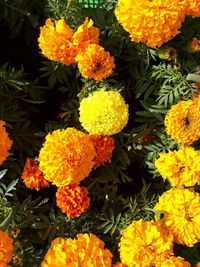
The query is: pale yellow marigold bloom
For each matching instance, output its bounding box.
[155,145,200,187]
[154,188,200,247]
[79,90,129,135]
[42,233,113,267]
[119,219,174,267]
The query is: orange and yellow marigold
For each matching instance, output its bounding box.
[0,230,13,266]
[0,120,13,165]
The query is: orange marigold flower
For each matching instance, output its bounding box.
[72,17,99,51]
[0,230,13,266]
[0,120,13,165]
[119,219,174,267]
[38,128,96,187]
[56,184,90,218]
[76,44,115,81]
[156,256,191,267]
[164,99,200,144]
[90,135,115,169]
[115,0,186,48]
[38,17,76,66]
[188,38,200,53]
[21,158,49,191]
[185,0,200,16]
[196,263,200,267]
[42,233,113,267]
[154,188,200,247]
[155,145,200,187]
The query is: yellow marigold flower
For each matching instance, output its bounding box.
[155,145,200,187]
[0,230,13,266]
[115,0,186,48]
[21,158,49,191]
[90,135,115,169]
[72,17,99,51]
[56,184,90,218]
[42,233,113,267]
[164,99,200,144]
[158,47,177,61]
[38,17,77,66]
[38,128,96,187]
[185,0,200,16]
[154,188,200,247]
[76,44,115,81]
[0,120,13,165]
[79,90,129,135]
[119,219,174,267]
[188,38,200,53]
[156,256,191,267]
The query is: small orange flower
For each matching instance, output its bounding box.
[38,17,76,66]
[188,38,200,53]
[90,135,115,169]
[0,120,13,165]
[76,44,115,81]
[56,184,90,217]
[0,230,13,266]
[21,158,49,191]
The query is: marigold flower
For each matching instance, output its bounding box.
[196,263,200,267]
[76,44,115,81]
[90,135,115,169]
[79,90,129,135]
[164,99,200,144]
[119,219,174,267]
[185,0,200,16]
[154,188,200,247]
[0,230,13,266]
[156,256,191,267]
[56,184,90,218]
[38,17,76,66]
[158,47,177,61]
[188,38,200,53]
[38,128,96,187]
[0,120,13,165]
[115,0,186,48]
[72,17,99,51]
[155,145,200,187]
[21,158,49,191]
[42,233,113,267]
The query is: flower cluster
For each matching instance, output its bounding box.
[0,120,13,165]
[0,230,13,266]
[154,188,200,247]
[38,17,115,81]
[21,158,49,191]
[79,90,129,135]
[164,99,200,144]
[155,145,200,187]
[56,184,90,218]
[42,233,113,267]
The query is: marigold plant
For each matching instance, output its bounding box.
[0,120,13,165]
[0,230,13,266]
[76,44,115,81]
[154,188,200,247]
[164,99,200,144]
[42,233,113,267]
[56,184,90,218]
[155,145,200,187]
[38,128,96,187]
[119,219,174,267]
[38,17,76,66]
[21,158,49,191]
[79,90,129,135]
[115,0,186,48]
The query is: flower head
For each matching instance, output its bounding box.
[72,17,99,51]
[79,90,129,135]
[0,120,13,165]
[158,47,177,61]
[185,0,200,16]
[38,17,76,66]
[154,188,200,247]
[56,184,90,218]
[115,0,186,48]
[155,145,200,187]
[0,231,13,266]
[90,135,115,169]
[164,99,200,144]
[38,128,96,187]
[76,44,115,81]
[188,38,200,53]
[42,233,113,267]
[21,158,49,190]
[119,219,174,267]
[157,256,191,267]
